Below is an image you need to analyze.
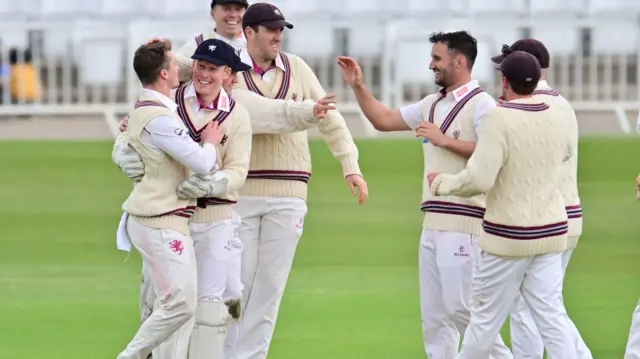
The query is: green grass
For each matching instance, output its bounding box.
[0,137,639,359]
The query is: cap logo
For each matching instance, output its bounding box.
[274,8,281,15]
[209,45,217,52]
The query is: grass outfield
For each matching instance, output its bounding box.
[0,137,639,359]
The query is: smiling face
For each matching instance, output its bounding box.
[192,60,230,97]
[211,3,246,39]
[429,42,459,89]
[246,25,283,62]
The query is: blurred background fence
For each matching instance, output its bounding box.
[2,0,640,137]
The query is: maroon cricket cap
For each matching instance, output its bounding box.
[211,0,249,9]
[242,2,293,30]
[492,39,550,69]
[500,51,541,88]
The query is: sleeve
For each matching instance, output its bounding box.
[174,44,195,83]
[296,56,362,177]
[472,94,498,133]
[430,108,507,198]
[145,115,218,174]
[232,88,317,134]
[218,108,253,192]
[399,99,425,130]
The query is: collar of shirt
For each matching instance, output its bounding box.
[184,82,231,112]
[239,47,286,75]
[438,80,480,102]
[141,88,178,112]
[535,80,552,90]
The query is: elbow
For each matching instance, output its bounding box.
[372,122,391,132]
[188,157,217,175]
[468,178,493,196]
[189,163,212,175]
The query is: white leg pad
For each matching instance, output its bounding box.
[189,301,230,359]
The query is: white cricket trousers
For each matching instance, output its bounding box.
[139,214,244,359]
[456,250,576,359]
[510,243,592,359]
[624,298,640,359]
[226,195,307,359]
[419,229,512,359]
[118,217,197,359]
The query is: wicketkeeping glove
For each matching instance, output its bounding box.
[112,137,145,181]
[177,169,228,199]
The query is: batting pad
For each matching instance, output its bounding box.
[189,300,229,359]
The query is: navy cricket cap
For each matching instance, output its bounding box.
[492,39,550,69]
[231,51,251,72]
[500,51,541,89]
[242,2,293,30]
[211,0,249,9]
[192,39,239,67]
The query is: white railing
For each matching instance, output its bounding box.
[2,18,640,137]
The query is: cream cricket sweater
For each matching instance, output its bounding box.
[232,88,318,134]
[175,30,246,82]
[172,82,251,223]
[122,94,196,235]
[420,87,488,236]
[534,81,582,248]
[431,97,572,258]
[235,50,361,201]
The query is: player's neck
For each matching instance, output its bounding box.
[197,86,222,108]
[504,90,533,102]
[145,82,171,99]
[445,75,472,93]
[246,45,272,71]
[214,27,240,41]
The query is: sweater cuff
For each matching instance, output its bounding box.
[430,175,446,196]
[291,100,317,124]
[339,154,362,177]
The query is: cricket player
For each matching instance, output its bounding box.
[338,31,510,358]
[176,0,248,83]
[624,175,640,359]
[171,38,254,359]
[491,39,592,359]
[180,0,247,53]
[428,50,576,359]
[116,39,224,359]
[225,4,368,358]
[628,299,640,359]
[113,41,337,359]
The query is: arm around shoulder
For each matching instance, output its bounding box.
[431,108,508,197]
[174,43,195,83]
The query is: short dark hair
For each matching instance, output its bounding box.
[509,81,536,96]
[429,31,478,70]
[133,40,172,86]
[243,24,261,38]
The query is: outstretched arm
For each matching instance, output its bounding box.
[337,56,414,132]
[233,88,333,134]
[297,56,361,177]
